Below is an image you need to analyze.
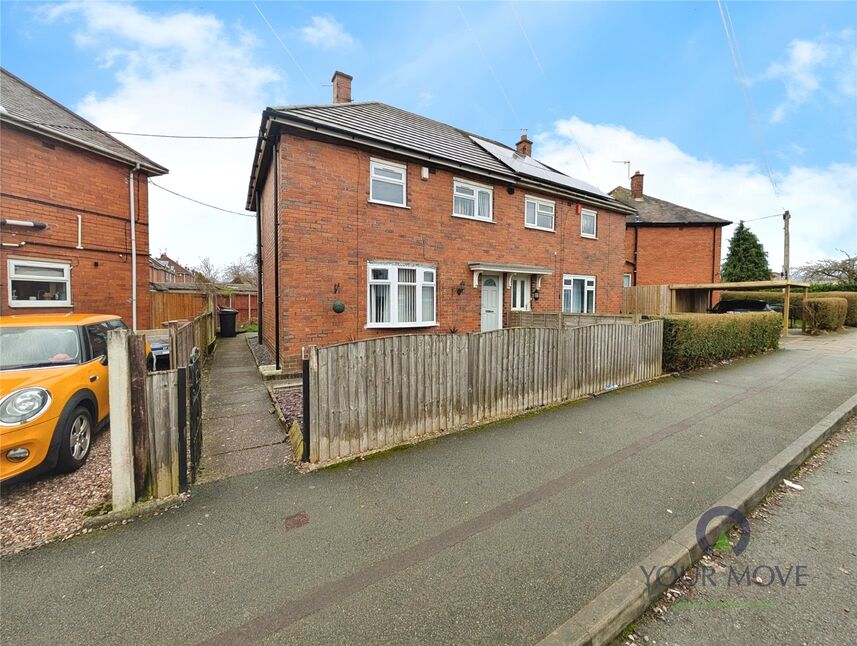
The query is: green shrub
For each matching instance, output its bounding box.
[817,292,857,326]
[802,298,847,334]
[658,312,781,372]
[809,282,857,293]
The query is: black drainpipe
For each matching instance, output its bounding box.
[256,188,262,345]
[273,141,281,371]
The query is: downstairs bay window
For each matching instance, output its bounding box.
[562,275,596,314]
[367,262,436,328]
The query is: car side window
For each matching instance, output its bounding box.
[107,319,127,330]
[86,323,110,359]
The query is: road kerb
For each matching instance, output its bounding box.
[537,391,857,646]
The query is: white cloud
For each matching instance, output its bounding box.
[763,29,857,123]
[537,118,857,272]
[299,16,355,49]
[41,2,282,269]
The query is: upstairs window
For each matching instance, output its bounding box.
[453,179,493,221]
[7,259,72,307]
[525,196,555,232]
[370,159,407,207]
[367,262,436,328]
[563,275,596,314]
[581,209,597,238]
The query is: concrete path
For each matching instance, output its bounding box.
[198,334,290,483]
[627,416,857,645]
[2,331,856,645]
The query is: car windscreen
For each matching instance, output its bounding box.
[0,326,83,370]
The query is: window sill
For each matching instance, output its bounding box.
[452,214,494,223]
[365,322,439,330]
[580,234,598,240]
[368,199,410,210]
[524,224,555,233]
[8,301,72,308]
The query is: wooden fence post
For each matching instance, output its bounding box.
[107,329,135,511]
[129,334,152,498]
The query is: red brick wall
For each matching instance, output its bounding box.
[625,224,722,286]
[0,124,152,327]
[259,158,278,359]
[261,132,628,372]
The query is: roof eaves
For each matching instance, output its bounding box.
[0,112,168,176]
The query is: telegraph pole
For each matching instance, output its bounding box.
[783,210,791,279]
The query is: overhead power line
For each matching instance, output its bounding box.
[716,0,781,200]
[10,116,256,139]
[252,1,313,87]
[150,181,254,217]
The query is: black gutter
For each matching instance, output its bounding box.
[626,221,732,228]
[273,140,281,371]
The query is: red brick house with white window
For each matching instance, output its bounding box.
[611,171,731,287]
[0,68,168,329]
[247,72,636,373]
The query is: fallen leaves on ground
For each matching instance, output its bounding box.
[1,433,111,556]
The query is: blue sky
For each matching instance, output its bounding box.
[2,1,855,271]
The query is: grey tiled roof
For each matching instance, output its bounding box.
[273,102,514,177]
[610,186,731,226]
[0,68,167,174]
[259,101,634,212]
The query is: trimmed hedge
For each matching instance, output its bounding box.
[658,312,781,372]
[720,290,857,326]
[803,298,847,333]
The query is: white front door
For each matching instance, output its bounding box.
[480,274,501,331]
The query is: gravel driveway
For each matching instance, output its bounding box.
[1,432,111,556]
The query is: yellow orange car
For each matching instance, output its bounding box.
[0,313,145,483]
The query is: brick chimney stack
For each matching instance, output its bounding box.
[331,71,353,104]
[516,133,532,157]
[631,170,644,199]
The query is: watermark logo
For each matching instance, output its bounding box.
[695,505,750,556]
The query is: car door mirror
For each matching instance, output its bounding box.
[100,354,108,366]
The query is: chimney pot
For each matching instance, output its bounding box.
[331,71,353,104]
[631,170,644,199]
[516,133,532,157]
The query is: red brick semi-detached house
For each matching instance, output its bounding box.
[247,72,637,374]
[0,68,168,329]
[610,171,731,289]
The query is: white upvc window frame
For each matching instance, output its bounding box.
[623,273,632,288]
[581,208,597,239]
[562,274,596,314]
[366,261,437,329]
[452,178,494,222]
[7,258,72,308]
[510,274,531,311]
[524,195,556,232]
[369,158,408,208]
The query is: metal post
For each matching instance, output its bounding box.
[301,357,310,462]
[177,367,188,492]
[783,210,791,279]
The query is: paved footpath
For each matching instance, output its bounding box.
[628,417,857,646]
[198,334,289,482]
[2,331,856,645]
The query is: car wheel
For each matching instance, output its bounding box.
[55,406,93,473]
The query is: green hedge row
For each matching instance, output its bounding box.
[720,290,857,326]
[809,283,857,293]
[658,312,781,372]
[803,298,847,333]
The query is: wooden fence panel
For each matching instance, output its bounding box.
[145,370,179,498]
[309,321,663,464]
[622,285,671,316]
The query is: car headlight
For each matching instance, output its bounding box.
[0,388,52,425]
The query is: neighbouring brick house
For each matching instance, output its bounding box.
[247,72,636,373]
[0,68,168,328]
[610,172,731,287]
[148,252,194,284]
